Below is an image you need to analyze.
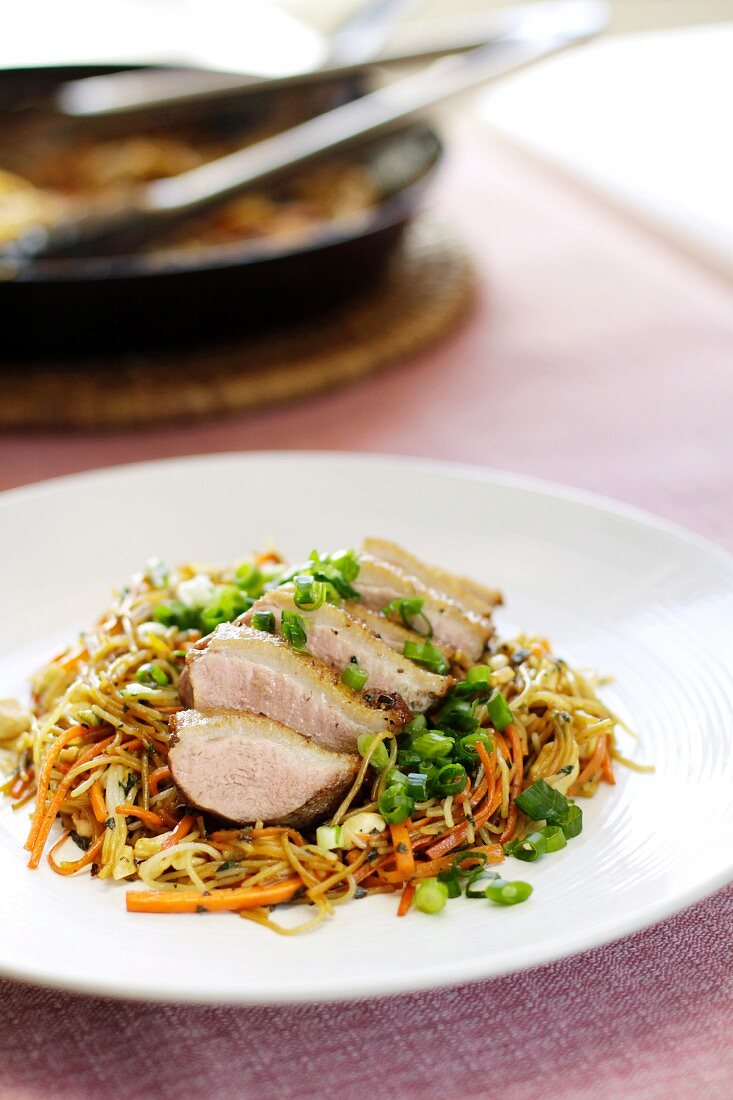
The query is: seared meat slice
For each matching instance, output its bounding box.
[243,588,451,712]
[169,709,358,828]
[363,537,502,616]
[182,623,411,753]
[342,603,428,653]
[355,555,492,662]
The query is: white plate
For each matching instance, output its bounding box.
[1,453,732,1004]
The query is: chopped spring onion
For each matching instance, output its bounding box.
[541,825,568,853]
[560,802,583,839]
[466,664,492,684]
[251,611,275,634]
[465,870,500,898]
[436,869,462,898]
[456,730,494,761]
[378,784,414,824]
[342,661,369,691]
[403,714,427,736]
[199,585,251,635]
[405,772,429,801]
[357,733,389,771]
[281,610,307,651]
[436,698,479,733]
[293,574,327,611]
[396,748,423,770]
[507,830,547,863]
[411,731,454,761]
[235,562,264,595]
[316,825,343,851]
[414,877,449,914]
[486,690,514,731]
[429,762,467,797]
[382,597,432,637]
[153,600,198,630]
[402,639,449,676]
[484,878,533,906]
[515,778,583,838]
[135,663,169,687]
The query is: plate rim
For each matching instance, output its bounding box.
[1,450,732,1005]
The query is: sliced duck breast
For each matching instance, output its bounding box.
[182,623,411,753]
[169,709,358,828]
[362,537,502,616]
[242,588,451,713]
[355,555,492,662]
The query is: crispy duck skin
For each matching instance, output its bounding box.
[242,587,451,713]
[362,537,503,616]
[181,623,411,753]
[169,708,358,828]
[355,554,492,662]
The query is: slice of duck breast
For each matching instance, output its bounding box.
[342,602,430,654]
[362,537,503,616]
[355,555,492,662]
[169,709,358,828]
[182,623,411,753]
[242,588,451,713]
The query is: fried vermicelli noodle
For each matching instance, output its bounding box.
[5,550,635,931]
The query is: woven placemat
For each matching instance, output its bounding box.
[1,218,475,430]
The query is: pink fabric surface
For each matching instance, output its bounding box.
[1,132,732,1099]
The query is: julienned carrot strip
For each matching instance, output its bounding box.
[149,766,171,795]
[116,804,165,829]
[161,813,195,849]
[390,821,415,880]
[25,725,86,852]
[28,739,116,868]
[126,876,302,914]
[353,853,392,883]
[425,784,503,861]
[573,736,608,790]
[90,781,107,823]
[601,738,615,785]
[499,724,524,845]
[469,777,488,808]
[397,882,416,917]
[48,831,105,876]
[382,843,504,884]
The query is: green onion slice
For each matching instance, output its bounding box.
[293,574,327,611]
[251,610,276,634]
[382,597,433,637]
[541,825,568,852]
[135,663,169,687]
[280,610,307,651]
[509,830,547,863]
[378,785,414,825]
[357,733,389,771]
[430,762,467,797]
[484,878,533,906]
[410,731,454,761]
[414,877,449,914]
[402,639,449,676]
[486,690,514,731]
[341,661,369,691]
[515,779,583,838]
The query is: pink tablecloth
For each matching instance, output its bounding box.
[1,131,732,1100]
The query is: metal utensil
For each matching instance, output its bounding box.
[56,1,563,120]
[6,1,607,263]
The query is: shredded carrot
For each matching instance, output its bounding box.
[383,843,503,884]
[601,738,615,785]
[161,812,195,849]
[573,736,608,791]
[25,725,86,852]
[390,821,415,880]
[116,804,165,829]
[397,881,416,916]
[48,831,105,876]
[90,780,107,823]
[149,766,171,795]
[126,876,301,914]
[499,724,523,845]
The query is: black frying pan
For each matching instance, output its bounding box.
[0,66,442,360]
